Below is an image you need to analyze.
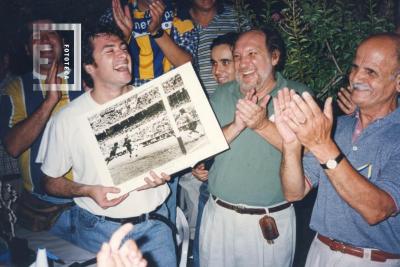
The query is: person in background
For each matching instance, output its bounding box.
[104,0,198,86]
[210,32,238,85]
[191,31,237,267]
[176,0,251,97]
[0,40,19,182]
[0,14,83,239]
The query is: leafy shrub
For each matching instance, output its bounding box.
[236,0,394,99]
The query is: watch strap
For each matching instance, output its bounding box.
[150,28,164,39]
[320,152,345,169]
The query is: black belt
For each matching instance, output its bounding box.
[212,195,291,215]
[102,213,148,224]
[97,212,177,235]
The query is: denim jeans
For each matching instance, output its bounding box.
[193,181,209,267]
[52,204,176,267]
[49,205,78,245]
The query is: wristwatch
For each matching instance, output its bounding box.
[150,28,164,39]
[320,152,345,170]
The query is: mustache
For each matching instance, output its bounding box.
[352,83,371,91]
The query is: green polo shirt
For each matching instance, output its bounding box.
[208,72,311,206]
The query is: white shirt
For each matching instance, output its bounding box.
[37,91,169,218]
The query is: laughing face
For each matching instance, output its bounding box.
[211,43,235,84]
[349,36,400,111]
[233,31,279,95]
[86,34,132,88]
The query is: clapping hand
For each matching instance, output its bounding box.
[112,0,133,41]
[337,86,356,115]
[44,59,62,105]
[147,1,166,34]
[97,223,147,267]
[272,88,299,145]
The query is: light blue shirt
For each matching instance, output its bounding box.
[304,108,400,254]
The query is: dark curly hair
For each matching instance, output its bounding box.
[210,32,239,51]
[81,22,126,88]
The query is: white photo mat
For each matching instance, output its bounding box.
[80,62,228,198]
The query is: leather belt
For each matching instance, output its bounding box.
[317,234,400,262]
[101,213,147,224]
[99,213,170,226]
[212,195,291,215]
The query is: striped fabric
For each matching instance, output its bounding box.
[0,96,19,177]
[195,5,251,97]
[100,0,199,87]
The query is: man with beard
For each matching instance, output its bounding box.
[275,33,400,266]
[36,23,176,266]
[198,28,311,267]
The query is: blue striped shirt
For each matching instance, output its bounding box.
[304,109,400,254]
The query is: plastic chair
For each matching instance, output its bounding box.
[175,207,189,267]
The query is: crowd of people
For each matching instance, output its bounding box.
[0,0,400,267]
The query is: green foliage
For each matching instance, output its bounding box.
[236,0,394,100]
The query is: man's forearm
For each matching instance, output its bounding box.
[311,141,397,225]
[154,33,192,66]
[254,120,283,151]
[280,143,310,201]
[4,99,58,157]
[222,122,245,144]
[324,161,396,225]
[43,175,128,209]
[43,175,91,198]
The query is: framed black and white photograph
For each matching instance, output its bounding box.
[81,62,228,198]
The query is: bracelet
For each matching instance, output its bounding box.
[150,28,164,39]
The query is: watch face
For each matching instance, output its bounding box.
[326,159,337,169]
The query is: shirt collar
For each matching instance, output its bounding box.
[268,72,285,97]
[353,106,400,124]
